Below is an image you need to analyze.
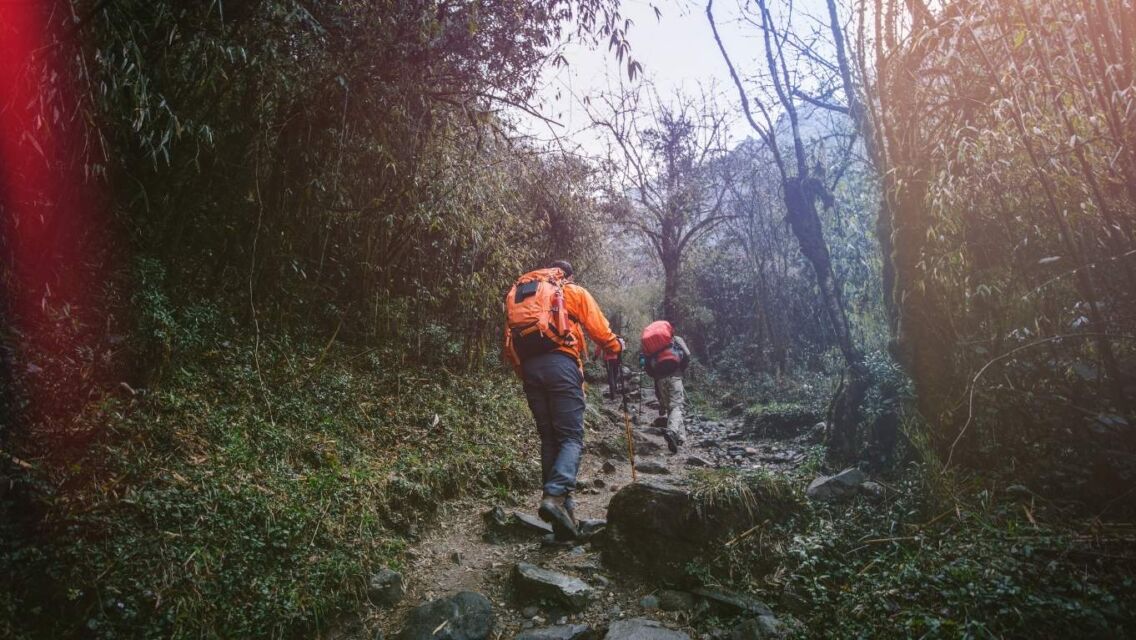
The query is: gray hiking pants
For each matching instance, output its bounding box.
[521,352,585,498]
[654,375,686,442]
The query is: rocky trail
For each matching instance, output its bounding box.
[359,381,844,640]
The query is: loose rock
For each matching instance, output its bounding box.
[513,563,593,611]
[858,481,885,501]
[685,456,712,468]
[692,587,773,617]
[514,512,556,535]
[637,461,670,475]
[579,519,607,537]
[729,616,785,640]
[804,422,827,444]
[367,568,404,606]
[604,618,691,640]
[483,507,555,538]
[396,591,494,640]
[633,431,667,455]
[805,468,867,501]
[603,461,618,474]
[640,595,659,610]
[516,625,591,640]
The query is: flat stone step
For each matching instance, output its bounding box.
[513,563,593,611]
[604,618,690,640]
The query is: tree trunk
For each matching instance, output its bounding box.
[662,251,681,325]
[783,178,857,362]
[883,168,959,440]
[783,176,866,460]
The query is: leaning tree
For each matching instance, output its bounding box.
[707,0,869,459]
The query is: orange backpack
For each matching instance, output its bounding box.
[505,268,577,360]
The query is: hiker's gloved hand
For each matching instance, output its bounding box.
[615,336,626,354]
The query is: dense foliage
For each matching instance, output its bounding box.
[1,0,626,448]
[1,338,536,637]
[862,0,1136,476]
[692,464,1134,639]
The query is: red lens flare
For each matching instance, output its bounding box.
[2,1,109,447]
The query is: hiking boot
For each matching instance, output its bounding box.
[538,494,578,541]
[663,430,679,454]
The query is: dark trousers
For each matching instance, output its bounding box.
[521,351,585,497]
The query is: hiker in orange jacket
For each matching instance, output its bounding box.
[503,260,622,539]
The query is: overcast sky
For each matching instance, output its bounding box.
[509,0,836,156]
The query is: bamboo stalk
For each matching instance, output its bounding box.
[624,410,637,483]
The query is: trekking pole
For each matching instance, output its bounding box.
[619,354,637,482]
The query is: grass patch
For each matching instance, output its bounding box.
[1,336,537,639]
[689,467,802,519]
[742,402,821,438]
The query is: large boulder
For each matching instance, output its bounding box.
[604,618,690,640]
[805,468,867,501]
[513,563,593,611]
[601,480,757,581]
[397,591,494,640]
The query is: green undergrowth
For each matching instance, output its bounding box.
[693,464,1135,638]
[690,363,831,423]
[742,403,822,437]
[1,337,536,639]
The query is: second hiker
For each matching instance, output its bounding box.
[503,260,623,540]
[640,320,690,454]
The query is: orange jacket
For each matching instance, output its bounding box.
[504,281,621,374]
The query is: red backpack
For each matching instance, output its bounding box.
[504,268,577,360]
[641,320,685,378]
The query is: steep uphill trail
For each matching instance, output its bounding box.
[362,378,816,639]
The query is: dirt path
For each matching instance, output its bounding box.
[367,381,813,638]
